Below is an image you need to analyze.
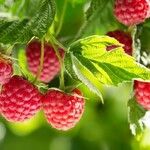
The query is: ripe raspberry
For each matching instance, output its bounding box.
[147,1,150,18]
[26,40,64,83]
[42,89,85,131]
[0,57,13,85]
[114,0,150,26]
[134,80,150,110]
[107,30,132,55]
[0,75,42,122]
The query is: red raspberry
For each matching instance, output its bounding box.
[114,0,150,26]
[107,30,132,55]
[42,89,85,131]
[134,80,150,110]
[0,57,13,85]
[0,75,42,122]
[26,40,64,83]
[147,1,150,18]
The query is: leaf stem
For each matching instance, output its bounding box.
[129,25,141,62]
[56,0,68,36]
[50,38,65,90]
[75,20,88,40]
[34,38,45,83]
[50,34,67,51]
[6,45,14,55]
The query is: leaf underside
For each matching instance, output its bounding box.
[65,35,150,99]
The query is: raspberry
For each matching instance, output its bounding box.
[26,40,64,83]
[107,30,132,55]
[114,0,150,26]
[0,75,42,122]
[134,80,150,110]
[147,1,150,18]
[42,89,85,131]
[0,57,13,85]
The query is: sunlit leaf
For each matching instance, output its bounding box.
[128,98,146,136]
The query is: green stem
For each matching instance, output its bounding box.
[6,45,14,55]
[129,25,141,63]
[59,64,65,90]
[75,20,88,40]
[65,82,82,91]
[50,34,67,51]
[50,39,65,90]
[55,0,68,36]
[34,38,45,83]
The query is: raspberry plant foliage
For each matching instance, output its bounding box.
[0,0,150,134]
[0,0,55,44]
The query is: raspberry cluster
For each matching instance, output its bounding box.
[114,0,150,26]
[0,75,85,131]
[1,0,150,134]
[0,48,85,131]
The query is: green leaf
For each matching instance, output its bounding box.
[75,55,112,86]
[128,98,146,136]
[76,0,122,38]
[75,0,109,39]
[64,53,79,80]
[68,0,87,5]
[86,0,108,20]
[70,36,150,85]
[65,52,105,100]
[70,36,123,68]
[10,0,41,18]
[66,35,150,98]
[0,0,56,44]
[91,49,150,85]
[70,35,123,55]
[70,53,104,101]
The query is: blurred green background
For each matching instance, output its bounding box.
[1,0,150,150]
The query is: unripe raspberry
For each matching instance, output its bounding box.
[0,57,13,85]
[134,80,150,110]
[42,89,85,131]
[114,0,150,26]
[107,30,132,55]
[0,75,42,122]
[26,40,64,83]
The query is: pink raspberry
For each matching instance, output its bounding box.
[0,57,13,85]
[42,89,85,131]
[26,40,64,83]
[134,80,150,110]
[0,75,42,122]
[114,0,150,26]
[107,30,132,55]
